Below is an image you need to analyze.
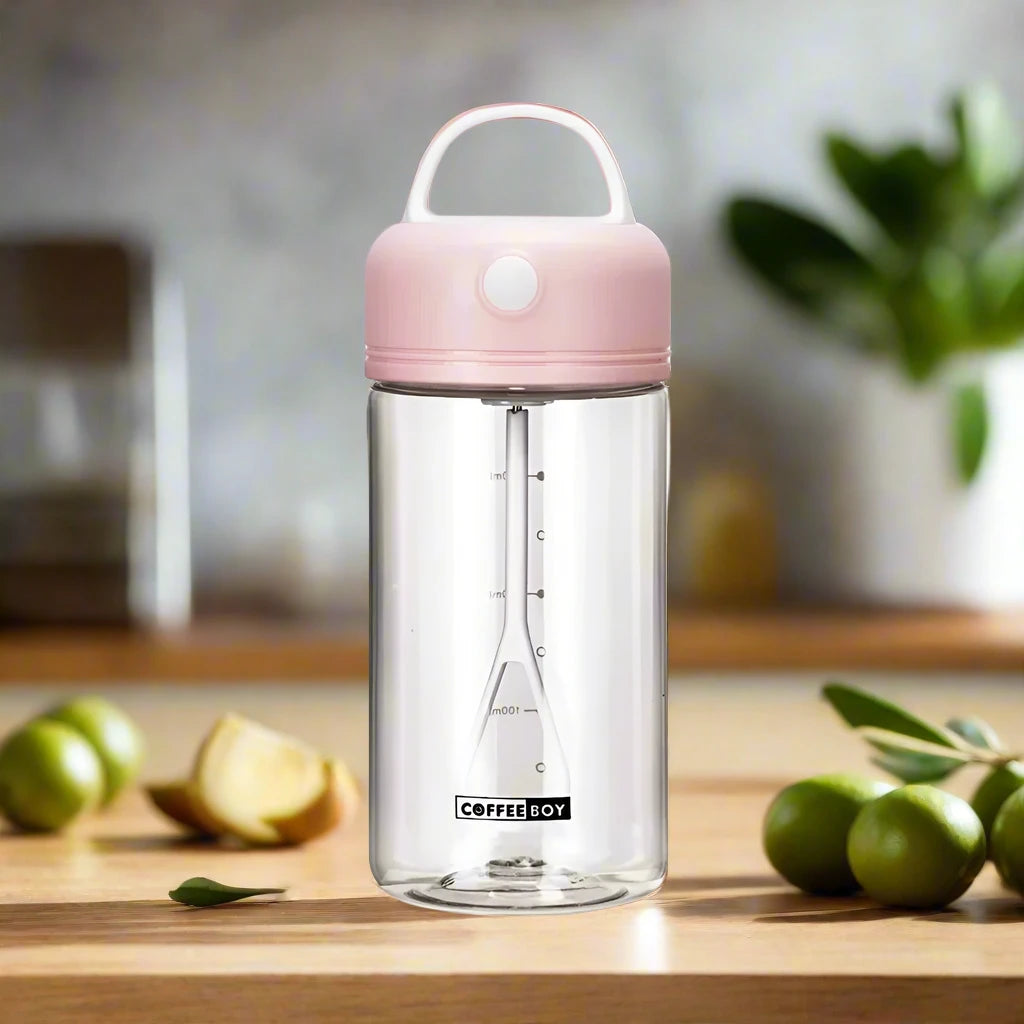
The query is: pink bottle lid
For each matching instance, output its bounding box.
[365,104,670,390]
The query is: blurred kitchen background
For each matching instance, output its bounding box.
[4,0,1024,639]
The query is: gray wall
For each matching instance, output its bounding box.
[3,0,1024,608]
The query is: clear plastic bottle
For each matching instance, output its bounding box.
[365,105,670,913]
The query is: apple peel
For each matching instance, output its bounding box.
[265,759,360,844]
[145,781,220,836]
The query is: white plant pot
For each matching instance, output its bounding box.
[827,350,1024,609]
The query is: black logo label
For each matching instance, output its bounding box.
[455,796,571,821]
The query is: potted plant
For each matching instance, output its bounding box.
[725,83,1024,608]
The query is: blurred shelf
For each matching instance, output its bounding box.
[0,608,1023,682]
[667,608,1024,673]
[0,621,368,683]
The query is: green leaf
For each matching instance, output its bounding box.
[725,198,880,335]
[821,683,960,748]
[974,247,1024,345]
[860,725,971,757]
[946,715,1003,752]
[885,267,968,382]
[826,135,945,245]
[951,381,989,484]
[869,750,965,784]
[951,83,1024,204]
[168,877,286,908]
[862,727,970,782]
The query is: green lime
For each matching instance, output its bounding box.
[45,696,144,804]
[970,762,1024,852]
[763,773,893,895]
[991,785,1024,895]
[848,785,986,909]
[0,719,104,831]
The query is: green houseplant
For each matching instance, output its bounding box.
[725,82,1024,483]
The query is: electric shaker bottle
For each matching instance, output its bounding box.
[367,104,670,913]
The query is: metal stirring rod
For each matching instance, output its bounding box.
[466,406,568,790]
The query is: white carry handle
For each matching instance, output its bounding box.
[404,103,635,224]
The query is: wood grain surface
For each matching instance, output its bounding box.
[2,608,1024,682]
[0,762,1022,1020]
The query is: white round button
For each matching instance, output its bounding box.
[482,255,538,312]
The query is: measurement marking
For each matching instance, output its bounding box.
[535,762,546,773]
[490,705,521,716]
[528,471,545,481]
[536,647,546,657]
[528,589,544,599]
[536,530,545,541]
[524,708,538,713]
[489,471,506,481]
[489,590,506,599]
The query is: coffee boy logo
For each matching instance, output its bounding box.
[455,796,571,821]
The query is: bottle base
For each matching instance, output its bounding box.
[379,857,662,915]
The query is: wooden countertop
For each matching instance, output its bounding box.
[1,787,1021,1022]
[2,607,1024,682]
[2,676,1024,1023]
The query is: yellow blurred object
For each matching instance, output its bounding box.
[684,467,778,606]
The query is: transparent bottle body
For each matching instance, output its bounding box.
[368,382,668,913]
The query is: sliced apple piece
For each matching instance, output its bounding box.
[329,758,361,828]
[191,713,332,846]
[145,780,220,836]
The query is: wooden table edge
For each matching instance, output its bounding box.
[3,972,1022,1023]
